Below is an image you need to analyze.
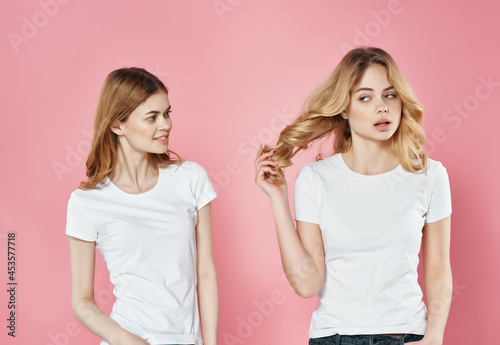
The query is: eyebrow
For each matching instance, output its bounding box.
[353,86,395,94]
[144,105,171,116]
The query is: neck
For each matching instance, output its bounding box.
[108,144,158,194]
[342,138,399,175]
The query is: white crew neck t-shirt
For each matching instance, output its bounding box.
[66,161,216,345]
[294,153,452,338]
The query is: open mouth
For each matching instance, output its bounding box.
[374,118,391,127]
[155,136,168,140]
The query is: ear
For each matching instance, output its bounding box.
[109,121,124,136]
[341,109,348,120]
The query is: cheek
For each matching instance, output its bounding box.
[390,101,402,119]
[394,109,403,129]
[129,123,154,139]
[346,104,364,121]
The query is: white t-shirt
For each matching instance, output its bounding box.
[294,153,452,338]
[66,161,216,345]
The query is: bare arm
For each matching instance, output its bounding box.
[420,216,452,345]
[68,236,149,345]
[255,146,325,298]
[196,203,218,345]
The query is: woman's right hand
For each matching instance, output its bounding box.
[254,145,288,199]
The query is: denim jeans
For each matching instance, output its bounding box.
[309,333,424,344]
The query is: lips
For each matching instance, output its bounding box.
[154,134,169,144]
[154,133,169,140]
[374,118,391,127]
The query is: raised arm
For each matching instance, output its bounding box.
[196,202,218,345]
[68,237,149,345]
[255,146,325,298]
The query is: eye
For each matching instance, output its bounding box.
[359,96,370,102]
[164,110,171,118]
[147,115,156,122]
[385,93,397,99]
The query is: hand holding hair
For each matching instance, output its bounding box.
[254,145,287,199]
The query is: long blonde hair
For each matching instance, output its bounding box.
[80,67,182,190]
[266,46,427,184]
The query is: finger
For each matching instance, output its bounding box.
[256,164,278,182]
[254,146,269,166]
[256,158,279,173]
[262,150,275,162]
[255,145,274,161]
[262,167,277,175]
[257,170,280,189]
[255,150,276,167]
[255,145,264,160]
[257,157,278,167]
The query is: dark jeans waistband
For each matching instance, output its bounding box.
[309,333,424,345]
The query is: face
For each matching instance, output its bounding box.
[342,64,402,144]
[111,92,172,155]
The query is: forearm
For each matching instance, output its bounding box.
[197,265,218,345]
[270,194,323,297]
[72,297,131,344]
[423,267,453,344]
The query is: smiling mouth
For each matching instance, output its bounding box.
[155,136,168,140]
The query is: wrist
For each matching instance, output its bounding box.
[107,331,122,345]
[203,337,217,345]
[108,328,131,345]
[269,189,288,204]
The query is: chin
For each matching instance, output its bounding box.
[371,133,395,142]
[149,148,169,155]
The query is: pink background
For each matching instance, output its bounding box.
[1,0,499,344]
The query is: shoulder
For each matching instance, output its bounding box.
[400,158,450,194]
[67,177,117,210]
[424,159,451,193]
[160,160,210,180]
[70,179,110,199]
[295,154,342,189]
[297,153,342,177]
[423,158,448,177]
[67,188,95,216]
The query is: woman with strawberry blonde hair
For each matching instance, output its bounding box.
[255,47,452,345]
[66,67,218,345]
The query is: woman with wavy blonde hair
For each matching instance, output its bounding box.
[255,47,452,345]
[66,67,218,345]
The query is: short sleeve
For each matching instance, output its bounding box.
[193,163,217,211]
[294,165,320,224]
[65,193,98,241]
[425,163,452,223]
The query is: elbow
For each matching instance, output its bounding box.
[285,272,322,298]
[71,295,81,314]
[424,263,452,279]
[294,284,320,299]
[71,297,83,316]
[197,262,217,282]
[71,295,95,319]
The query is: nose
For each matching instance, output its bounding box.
[157,115,172,131]
[377,103,389,114]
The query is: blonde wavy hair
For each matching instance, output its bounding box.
[265,46,428,184]
[80,67,182,190]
